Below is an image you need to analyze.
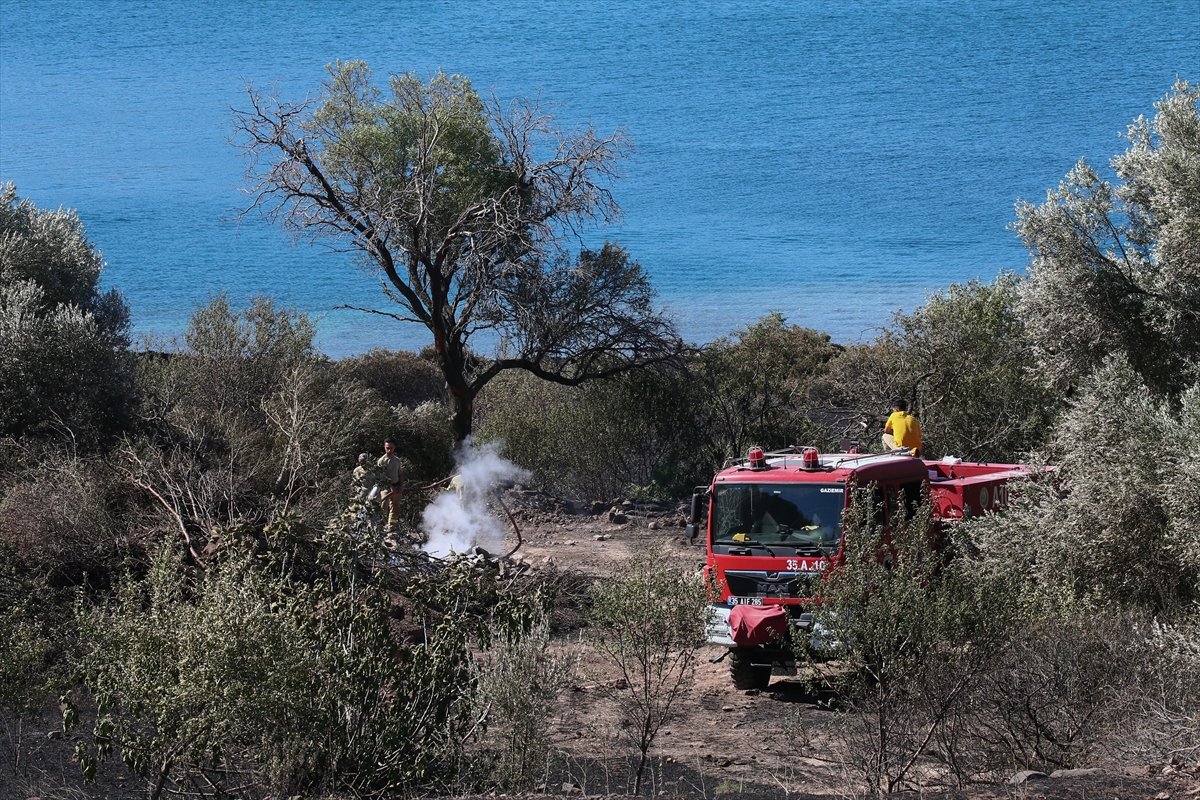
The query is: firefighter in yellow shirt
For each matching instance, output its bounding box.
[882,397,922,456]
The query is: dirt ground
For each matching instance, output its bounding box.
[4,489,1198,799]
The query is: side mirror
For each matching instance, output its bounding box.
[686,523,699,542]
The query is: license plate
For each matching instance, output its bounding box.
[727,596,764,606]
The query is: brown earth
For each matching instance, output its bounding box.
[3,489,1197,799]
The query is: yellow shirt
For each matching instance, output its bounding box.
[886,411,922,450]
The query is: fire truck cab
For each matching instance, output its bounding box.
[689,446,1035,690]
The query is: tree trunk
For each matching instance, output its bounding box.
[449,387,474,445]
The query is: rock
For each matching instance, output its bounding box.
[564,540,576,546]
[1155,792,1171,800]
[621,499,634,508]
[1008,770,1049,785]
[1050,768,1106,779]
[561,782,583,795]
[648,520,660,530]
[541,555,554,565]
[608,510,628,524]
[593,534,609,541]
[46,729,63,740]
[721,705,734,712]
[591,500,607,514]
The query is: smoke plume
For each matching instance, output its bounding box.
[422,440,530,558]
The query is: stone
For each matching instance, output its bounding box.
[1049,768,1105,779]
[593,534,609,541]
[1008,770,1049,785]
[648,520,660,530]
[561,782,583,795]
[608,510,628,524]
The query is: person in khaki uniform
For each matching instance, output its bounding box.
[352,452,377,502]
[376,437,404,529]
[882,397,922,456]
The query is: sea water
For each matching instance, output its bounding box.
[2,0,1197,357]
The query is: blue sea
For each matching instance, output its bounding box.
[2,1,1197,357]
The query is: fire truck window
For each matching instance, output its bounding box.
[713,483,845,555]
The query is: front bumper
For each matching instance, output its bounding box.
[705,602,841,653]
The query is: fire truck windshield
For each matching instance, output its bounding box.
[713,483,844,556]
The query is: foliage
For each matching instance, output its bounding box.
[479,314,840,499]
[823,275,1056,461]
[474,614,573,790]
[477,366,701,499]
[1014,79,1200,398]
[967,357,1200,611]
[0,559,55,714]
[68,521,542,798]
[0,451,137,586]
[589,548,708,795]
[0,183,134,449]
[960,607,1149,773]
[697,313,842,459]
[888,275,1058,460]
[810,488,1018,794]
[335,347,445,408]
[129,296,394,560]
[237,62,684,442]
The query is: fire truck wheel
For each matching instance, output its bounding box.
[729,648,772,691]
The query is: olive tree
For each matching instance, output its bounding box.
[0,183,133,448]
[890,275,1058,461]
[820,275,1058,460]
[1014,79,1200,397]
[236,63,683,443]
[967,356,1200,611]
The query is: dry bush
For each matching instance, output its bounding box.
[947,608,1148,778]
[588,549,708,795]
[335,348,445,409]
[0,455,135,585]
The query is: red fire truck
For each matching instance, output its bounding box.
[687,446,1038,690]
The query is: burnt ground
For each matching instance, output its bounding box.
[3,488,1198,799]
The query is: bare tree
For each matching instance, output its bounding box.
[235,62,683,442]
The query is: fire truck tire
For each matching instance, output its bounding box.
[729,648,772,690]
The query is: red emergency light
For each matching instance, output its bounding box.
[801,447,820,470]
[747,446,766,469]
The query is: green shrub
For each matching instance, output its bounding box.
[68,522,542,797]
[968,358,1200,610]
[478,314,842,500]
[474,613,573,790]
[0,184,134,449]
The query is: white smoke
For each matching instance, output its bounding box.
[421,439,530,558]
